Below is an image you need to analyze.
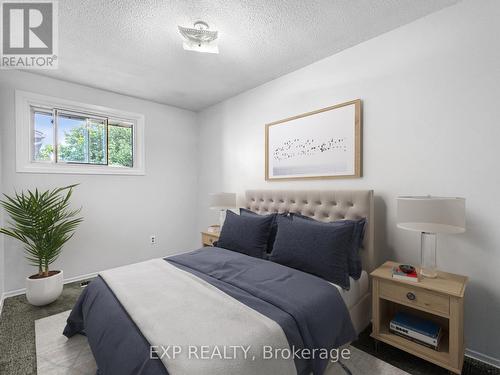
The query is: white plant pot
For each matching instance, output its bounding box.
[26,270,64,306]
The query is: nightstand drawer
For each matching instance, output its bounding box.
[379,280,450,316]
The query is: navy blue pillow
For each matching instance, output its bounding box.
[217,210,274,258]
[290,213,366,280]
[270,215,354,289]
[240,208,288,252]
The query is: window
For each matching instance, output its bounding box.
[108,122,134,167]
[56,111,108,165]
[31,107,134,168]
[16,90,144,175]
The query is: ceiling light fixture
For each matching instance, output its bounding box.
[178,21,219,54]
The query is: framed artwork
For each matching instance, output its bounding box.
[265,99,362,181]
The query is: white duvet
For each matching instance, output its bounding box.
[100,258,297,375]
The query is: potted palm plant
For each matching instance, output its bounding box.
[0,185,83,306]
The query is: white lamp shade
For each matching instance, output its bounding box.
[397,196,466,234]
[209,192,236,209]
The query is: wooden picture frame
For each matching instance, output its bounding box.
[265,99,362,181]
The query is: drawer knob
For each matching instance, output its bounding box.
[406,292,416,301]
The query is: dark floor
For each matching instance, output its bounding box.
[0,281,498,375]
[351,328,500,375]
[0,280,83,375]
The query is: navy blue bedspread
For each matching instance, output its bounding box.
[64,247,356,375]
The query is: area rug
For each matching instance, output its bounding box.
[35,310,409,375]
[35,310,96,375]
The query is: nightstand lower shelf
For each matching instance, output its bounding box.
[373,327,451,369]
[372,303,452,371]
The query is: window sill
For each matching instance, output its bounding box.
[17,162,145,176]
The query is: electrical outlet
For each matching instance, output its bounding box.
[150,235,157,245]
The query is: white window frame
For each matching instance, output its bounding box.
[16,90,145,175]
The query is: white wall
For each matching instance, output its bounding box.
[197,0,500,364]
[0,70,200,292]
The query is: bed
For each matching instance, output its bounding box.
[244,190,375,335]
[64,189,375,375]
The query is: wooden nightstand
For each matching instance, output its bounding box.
[201,231,220,247]
[371,261,467,374]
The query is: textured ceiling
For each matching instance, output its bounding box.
[34,0,459,111]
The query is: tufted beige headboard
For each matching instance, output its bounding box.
[244,190,375,273]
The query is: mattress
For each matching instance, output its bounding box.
[329,270,370,335]
[330,270,369,310]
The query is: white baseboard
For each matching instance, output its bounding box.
[63,271,98,285]
[0,293,5,316]
[3,287,27,298]
[2,271,98,299]
[465,348,500,369]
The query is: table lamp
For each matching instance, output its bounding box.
[396,196,465,278]
[209,192,236,230]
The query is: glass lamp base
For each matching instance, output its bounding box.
[219,209,226,229]
[420,232,438,278]
[420,267,438,278]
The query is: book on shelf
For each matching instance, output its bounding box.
[390,311,442,350]
[392,265,419,282]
